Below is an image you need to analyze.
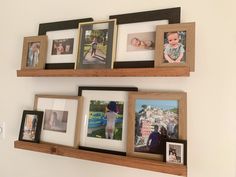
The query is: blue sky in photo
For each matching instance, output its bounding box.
[135,99,178,112]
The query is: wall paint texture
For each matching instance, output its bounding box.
[0,0,236,177]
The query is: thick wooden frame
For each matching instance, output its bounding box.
[76,20,117,69]
[127,91,187,160]
[109,7,181,68]
[78,86,138,155]
[38,18,93,69]
[155,22,195,71]
[21,35,47,70]
[18,110,43,143]
[163,139,187,165]
[34,95,82,147]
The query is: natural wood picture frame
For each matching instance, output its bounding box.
[155,22,195,71]
[34,94,82,147]
[21,35,47,70]
[127,91,187,161]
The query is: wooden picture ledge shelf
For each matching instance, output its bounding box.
[14,141,187,176]
[16,67,190,77]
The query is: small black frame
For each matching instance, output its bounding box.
[78,86,138,155]
[38,18,93,69]
[18,110,44,143]
[109,7,181,68]
[163,139,187,165]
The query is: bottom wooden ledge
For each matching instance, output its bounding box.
[14,141,187,176]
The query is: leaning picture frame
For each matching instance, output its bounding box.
[163,139,187,165]
[21,35,47,70]
[109,7,181,68]
[76,20,117,69]
[34,95,82,147]
[155,22,195,71]
[78,86,138,155]
[127,91,187,160]
[18,110,44,143]
[38,18,93,69]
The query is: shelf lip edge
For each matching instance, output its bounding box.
[16,67,190,77]
[14,140,187,176]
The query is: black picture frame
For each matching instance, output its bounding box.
[18,110,44,143]
[109,7,181,68]
[78,86,138,155]
[76,20,116,69]
[163,139,187,165]
[38,18,93,69]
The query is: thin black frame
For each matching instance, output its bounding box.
[18,110,43,143]
[163,139,187,165]
[78,86,138,155]
[109,7,181,68]
[38,18,93,69]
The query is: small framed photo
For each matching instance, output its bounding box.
[21,35,47,70]
[164,139,187,165]
[18,110,43,143]
[78,86,138,155]
[38,18,93,69]
[109,7,181,68]
[155,22,195,71]
[127,91,187,160]
[34,95,82,147]
[76,20,117,69]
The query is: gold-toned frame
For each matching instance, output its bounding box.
[127,91,187,160]
[21,35,47,70]
[76,19,117,69]
[155,22,195,71]
[34,94,83,147]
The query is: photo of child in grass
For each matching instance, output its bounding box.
[82,29,108,65]
[87,100,124,140]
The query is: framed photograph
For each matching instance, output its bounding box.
[18,110,43,143]
[164,139,187,165]
[38,18,93,69]
[76,20,117,69]
[78,86,138,155]
[21,35,47,70]
[155,22,195,71]
[127,91,187,160]
[34,95,82,147]
[109,7,181,68]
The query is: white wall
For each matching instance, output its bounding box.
[0,0,236,177]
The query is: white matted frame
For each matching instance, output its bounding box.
[38,18,93,69]
[34,95,82,147]
[78,86,138,154]
[109,7,181,68]
[116,20,168,62]
[46,29,78,65]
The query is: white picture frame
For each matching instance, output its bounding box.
[46,29,78,64]
[34,95,81,147]
[78,86,137,154]
[116,20,168,62]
